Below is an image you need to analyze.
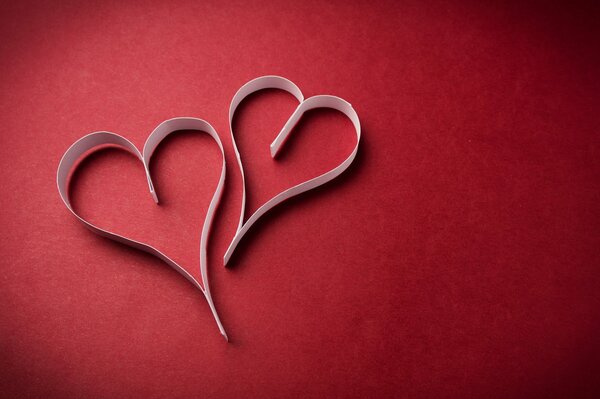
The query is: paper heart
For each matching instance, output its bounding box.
[57,118,228,340]
[224,76,361,265]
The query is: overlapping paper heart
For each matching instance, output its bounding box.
[223,76,360,265]
[57,76,361,340]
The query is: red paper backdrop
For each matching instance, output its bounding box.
[1,0,599,398]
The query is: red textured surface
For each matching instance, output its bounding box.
[1,0,599,398]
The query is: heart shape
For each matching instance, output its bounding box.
[224,76,361,265]
[57,118,228,340]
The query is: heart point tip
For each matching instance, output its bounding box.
[150,190,159,204]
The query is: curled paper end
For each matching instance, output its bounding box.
[150,189,159,204]
[223,236,237,266]
[269,112,297,158]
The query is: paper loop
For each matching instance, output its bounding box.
[224,76,361,265]
[57,117,228,340]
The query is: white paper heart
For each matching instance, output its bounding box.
[57,118,228,340]
[224,76,361,265]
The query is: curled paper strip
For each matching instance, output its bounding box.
[224,76,361,265]
[57,118,228,340]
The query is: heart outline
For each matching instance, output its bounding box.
[57,117,228,340]
[224,76,361,265]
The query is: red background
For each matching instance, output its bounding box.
[1,0,599,397]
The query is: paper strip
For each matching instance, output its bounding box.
[57,117,228,340]
[224,76,361,265]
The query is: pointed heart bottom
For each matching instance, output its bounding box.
[224,76,361,265]
[57,117,228,341]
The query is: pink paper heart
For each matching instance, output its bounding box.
[57,118,228,340]
[224,76,361,265]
